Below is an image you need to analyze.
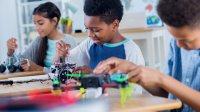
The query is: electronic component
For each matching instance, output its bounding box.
[0,54,26,73]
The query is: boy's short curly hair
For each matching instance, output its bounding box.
[157,0,200,28]
[84,0,123,24]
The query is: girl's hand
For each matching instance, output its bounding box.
[7,38,18,56]
[21,60,43,71]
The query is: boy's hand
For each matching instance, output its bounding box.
[94,57,163,90]
[73,66,93,74]
[93,57,136,75]
[127,65,163,88]
[7,38,18,56]
[54,40,71,63]
[21,60,43,71]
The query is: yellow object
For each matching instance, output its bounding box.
[120,83,135,107]
[51,89,62,95]
[80,88,85,98]
[67,19,72,28]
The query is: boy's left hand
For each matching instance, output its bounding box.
[21,60,43,71]
[73,66,93,74]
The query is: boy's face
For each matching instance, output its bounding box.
[84,15,117,45]
[167,26,200,50]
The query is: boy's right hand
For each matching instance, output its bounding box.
[7,38,17,56]
[94,57,164,92]
[54,40,70,63]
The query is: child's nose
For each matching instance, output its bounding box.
[87,30,95,38]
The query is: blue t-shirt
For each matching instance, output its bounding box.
[89,39,129,69]
[164,39,200,112]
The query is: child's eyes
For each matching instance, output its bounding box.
[38,22,44,25]
[93,29,102,32]
[92,30,99,32]
[34,22,44,26]
[90,29,101,32]
[85,28,102,33]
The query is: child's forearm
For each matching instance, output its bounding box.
[160,74,200,111]
[145,86,168,97]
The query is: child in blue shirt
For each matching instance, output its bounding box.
[94,0,200,111]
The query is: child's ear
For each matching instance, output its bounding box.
[52,17,58,26]
[112,20,120,31]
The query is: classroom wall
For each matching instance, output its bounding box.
[0,0,19,62]
[69,0,85,32]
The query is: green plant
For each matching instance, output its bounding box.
[60,16,70,25]
[60,16,73,34]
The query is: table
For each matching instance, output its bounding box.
[0,80,182,112]
[0,71,45,80]
[109,92,181,112]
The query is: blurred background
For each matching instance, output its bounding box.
[0,0,174,71]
